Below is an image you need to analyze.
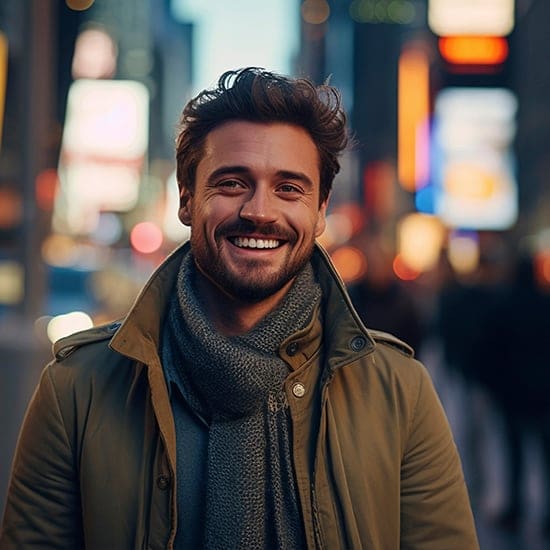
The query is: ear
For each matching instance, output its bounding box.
[314,197,329,238]
[178,186,193,226]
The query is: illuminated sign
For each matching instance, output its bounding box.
[438,36,509,66]
[398,47,430,192]
[54,79,149,235]
[429,87,518,230]
[428,0,515,37]
[61,79,148,160]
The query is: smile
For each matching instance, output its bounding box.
[230,237,282,249]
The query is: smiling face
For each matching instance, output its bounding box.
[179,121,328,303]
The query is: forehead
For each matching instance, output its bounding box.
[198,121,320,180]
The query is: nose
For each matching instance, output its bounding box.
[239,186,277,224]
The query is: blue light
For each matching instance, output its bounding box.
[415,186,435,214]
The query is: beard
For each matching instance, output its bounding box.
[190,220,315,303]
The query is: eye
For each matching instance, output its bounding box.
[278,183,303,194]
[217,179,245,190]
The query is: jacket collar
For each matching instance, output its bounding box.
[110,242,376,369]
[310,244,377,370]
[110,244,188,363]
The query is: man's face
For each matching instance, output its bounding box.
[179,121,328,303]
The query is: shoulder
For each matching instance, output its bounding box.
[46,320,130,395]
[362,329,427,392]
[368,329,415,358]
[45,321,142,414]
[53,320,122,361]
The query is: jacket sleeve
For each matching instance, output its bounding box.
[0,363,83,549]
[400,363,479,549]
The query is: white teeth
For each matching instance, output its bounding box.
[233,237,280,249]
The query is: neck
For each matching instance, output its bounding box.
[194,270,294,337]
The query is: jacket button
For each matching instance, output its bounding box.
[292,382,306,398]
[157,474,171,491]
[286,342,299,356]
[350,335,366,352]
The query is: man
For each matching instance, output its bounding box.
[1,68,478,549]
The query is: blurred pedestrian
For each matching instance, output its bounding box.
[0,68,478,549]
[434,240,511,509]
[480,253,550,532]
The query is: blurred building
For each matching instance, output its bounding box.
[1,0,550,525]
[297,0,550,304]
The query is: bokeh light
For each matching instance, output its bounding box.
[534,251,550,290]
[349,0,415,24]
[0,188,22,228]
[130,222,164,254]
[42,234,81,267]
[90,213,123,246]
[398,213,445,272]
[0,261,23,304]
[72,27,117,79]
[301,0,330,24]
[47,311,94,343]
[393,254,420,281]
[35,169,59,211]
[330,246,368,284]
[448,232,480,274]
[66,0,95,12]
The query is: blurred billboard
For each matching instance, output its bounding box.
[428,87,518,230]
[53,79,149,235]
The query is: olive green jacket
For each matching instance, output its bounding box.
[0,243,478,549]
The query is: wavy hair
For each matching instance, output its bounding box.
[175,67,348,205]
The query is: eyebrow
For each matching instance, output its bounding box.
[207,165,315,188]
[277,170,315,188]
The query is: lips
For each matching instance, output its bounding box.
[230,236,282,249]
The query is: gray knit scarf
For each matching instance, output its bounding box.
[161,252,321,549]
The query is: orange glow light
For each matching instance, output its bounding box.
[0,189,22,228]
[439,36,508,66]
[66,0,95,11]
[445,163,497,199]
[301,0,330,24]
[398,47,430,192]
[330,246,368,284]
[393,254,419,281]
[534,251,550,290]
[36,169,59,210]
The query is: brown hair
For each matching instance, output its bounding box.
[175,67,348,205]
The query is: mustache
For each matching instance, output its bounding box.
[215,220,296,241]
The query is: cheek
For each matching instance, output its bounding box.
[197,201,233,234]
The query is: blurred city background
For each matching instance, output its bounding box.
[1,0,549,547]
